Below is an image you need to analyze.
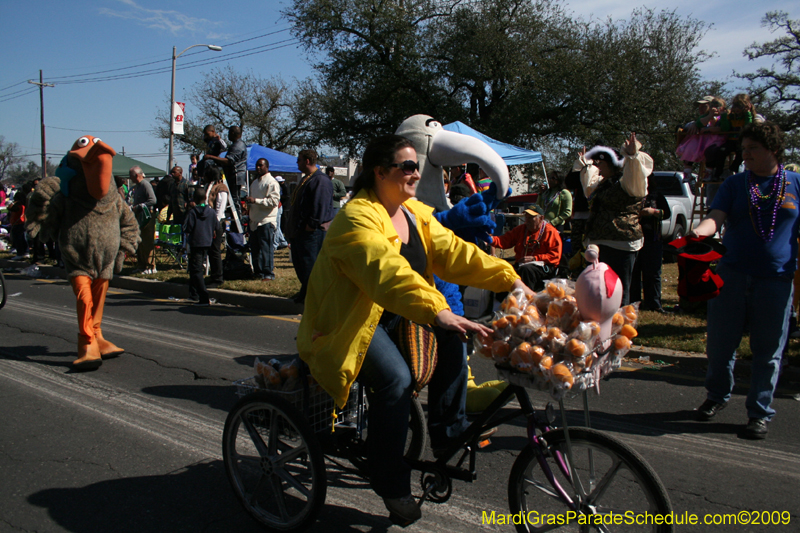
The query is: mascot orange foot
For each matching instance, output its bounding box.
[71,276,125,371]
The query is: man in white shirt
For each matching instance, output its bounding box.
[245,158,281,280]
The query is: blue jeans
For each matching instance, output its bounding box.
[598,245,638,306]
[251,223,275,279]
[358,322,468,499]
[273,205,288,249]
[705,263,793,420]
[290,228,325,299]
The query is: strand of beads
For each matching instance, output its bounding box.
[747,165,786,242]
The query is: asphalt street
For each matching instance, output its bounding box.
[1,271,799,532]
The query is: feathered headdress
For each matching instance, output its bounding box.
[585,146,624,168]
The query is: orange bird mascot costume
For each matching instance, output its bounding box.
[26,136,140,371]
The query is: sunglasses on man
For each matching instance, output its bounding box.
[387,160,420,175]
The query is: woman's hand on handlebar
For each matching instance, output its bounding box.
[435,309,493,343]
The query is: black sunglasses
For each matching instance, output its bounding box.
[387,160,419,175]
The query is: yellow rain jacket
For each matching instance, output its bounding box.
[297,189,519,407]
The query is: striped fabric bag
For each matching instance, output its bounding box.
[392,319,438,396]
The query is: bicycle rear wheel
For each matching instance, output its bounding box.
[223,392,326,532]
[508,427,672,532]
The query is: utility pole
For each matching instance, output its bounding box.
[28,70,54,179]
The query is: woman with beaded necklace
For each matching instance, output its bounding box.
[689,121,800,440]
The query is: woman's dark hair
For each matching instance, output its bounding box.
[547,170,562,187]
[740,121,785,164]
[204,165,222,184]
[351,135,415,197]
[15,186,30,205]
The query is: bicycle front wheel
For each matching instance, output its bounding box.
[508,427,672,532]
[223,392,326,532]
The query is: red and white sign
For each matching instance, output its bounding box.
[171,101,185,135]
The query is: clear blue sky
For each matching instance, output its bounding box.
[1,1,795,175]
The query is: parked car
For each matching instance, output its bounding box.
[651,171,702,243]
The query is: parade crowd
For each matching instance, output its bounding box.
[1,100,798,524]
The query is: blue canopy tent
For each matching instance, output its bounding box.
[443,121,548,197]
[443,121,542,165]
[245,144,298,173]
[220,144,298,173]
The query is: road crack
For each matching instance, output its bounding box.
[0,518,39,532]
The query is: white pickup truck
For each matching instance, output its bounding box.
[651,171,703,243]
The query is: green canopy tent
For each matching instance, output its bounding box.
[111,154,165,179]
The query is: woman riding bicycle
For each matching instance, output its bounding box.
[297,135,532,525]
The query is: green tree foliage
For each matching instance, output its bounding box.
[430,0,579,141]
[575,10,710,158]
[285,0,464,156]
[153,66,318,154]
[736,11,800,133]
[4,159,57,187]
[287,0,711,168]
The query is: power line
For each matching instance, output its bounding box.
[0,80,28,93]
[52,38,300,85]
[2,26,296,97]
[45,27,293,83]
[46,56,170,82]
[0,86,38,98]
[48,126,152,133]
[0,88,38,103]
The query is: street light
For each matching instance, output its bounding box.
[168,43,222,172]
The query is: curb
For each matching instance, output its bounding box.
[1,259,303,316]
[627,345,706,364]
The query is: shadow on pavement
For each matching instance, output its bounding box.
[141,383,239,413]
[28,459,395,533]
[0,345,74,369]
[584,408,743,438]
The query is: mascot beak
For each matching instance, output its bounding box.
[427,129,510,200]
[69,136,117,200]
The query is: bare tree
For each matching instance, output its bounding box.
[736,11,800,132]
[153,66,321,155]
[0,136,21,182]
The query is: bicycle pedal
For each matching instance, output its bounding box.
[477,426,498,449]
